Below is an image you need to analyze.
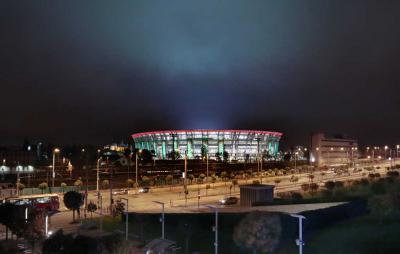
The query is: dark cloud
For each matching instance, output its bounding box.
[1,0,400,146]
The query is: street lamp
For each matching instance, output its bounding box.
[206,205,219,254]
[96,149,101,192]
[135,150,142,188]
[52,148,60,188]
[384,145,388,159]
[290,214,306,254]
[153,201,165,239]
[294,152,299,171]
[120,198,129,240]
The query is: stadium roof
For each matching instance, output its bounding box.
[132,129,283,139]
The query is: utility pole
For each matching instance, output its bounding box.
[206,153,209,183]
[120,198,129,240]
[184,151,188,206]
[52,148,60,188]
[109,162,113,216]
[153,201,165,239]
[290,214,306,254]
[135,151,139,188]
[206,205,219,254]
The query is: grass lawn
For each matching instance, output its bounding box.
[278,215,400,254]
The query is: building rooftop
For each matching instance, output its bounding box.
[239,184,275,190]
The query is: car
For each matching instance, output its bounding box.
[138,187,150,193]
[112,189,128,195]
[219,196,239,205]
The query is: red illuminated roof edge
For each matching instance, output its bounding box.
[131,130,283,139]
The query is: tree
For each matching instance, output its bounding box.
[38,182,48,194]
[87,202,97,218]
[200,144,208,159]
[101,179,109,189]
[309,183,319,196]
[24,208,45,251]
[165,175,174,190]
[324,181,335,191]
[0,202,21,240]
[274,179,281,187]
[74,178,83,190]
[139,149,153,162]
[17,182,25,191]
[223,151,229,162]
[60,182,67,193]
[301,183,310,192]
[232,179,238,192]
[187,174,194,184]
[387,171,400,178]
[167,150,180,160]
[113,200,125,217]
[221,171,228,185]
[206,184,211,196]
[126,179,134,188]
[233,212,282,253]
[308,174,315,183]
[63,191,84,222]
[141,176,151,186]
[334,181,344,188]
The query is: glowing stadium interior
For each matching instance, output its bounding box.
[132,130,282,161]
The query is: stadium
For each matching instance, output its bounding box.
[132,130,283,161]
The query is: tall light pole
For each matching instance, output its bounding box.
[184,151,188,206]
[384,145,388,159]
[290,214,306,254]
[206,153,209,183]
[96,156,101,193]
[294,152,298,171]
[52,148,60,188]
[206,205,219,254]
[153,201,165,239]
[120,198,129,240]
[396,145,399,161]
[135,150,141,188]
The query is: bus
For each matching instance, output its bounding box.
[3,194,60,211]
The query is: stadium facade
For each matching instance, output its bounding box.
[132,130,282,161]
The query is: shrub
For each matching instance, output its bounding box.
[324,181,335,191]
[253,180,260,185]
[301,183,310,192]
[374,173,381,178]
[387,171,400,178]
[101,180,109,189]
[370,181,386,195]
[334,181,344,188]
[126,179,134,188]
[309,183,319,194]
[291,192,303,200]
[360,178,369,186]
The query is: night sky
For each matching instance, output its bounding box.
[1,1,400,147]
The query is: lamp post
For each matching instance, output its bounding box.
[52,148,60,188]
[135,150,141,188]
[96,159,101,193]
[294,152,299,171]
[384,145,388,159]
[153,201,165,239]
[120,198,129,240]
[206,153,209,183]
[184,151,188,206]
[206,205,219,254]
[290,214,306,254]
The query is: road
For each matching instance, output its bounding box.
[44,160,395,234]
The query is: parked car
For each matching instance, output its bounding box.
[138,187,150,193]
[112,189,128,195]
[219,196,239,205]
